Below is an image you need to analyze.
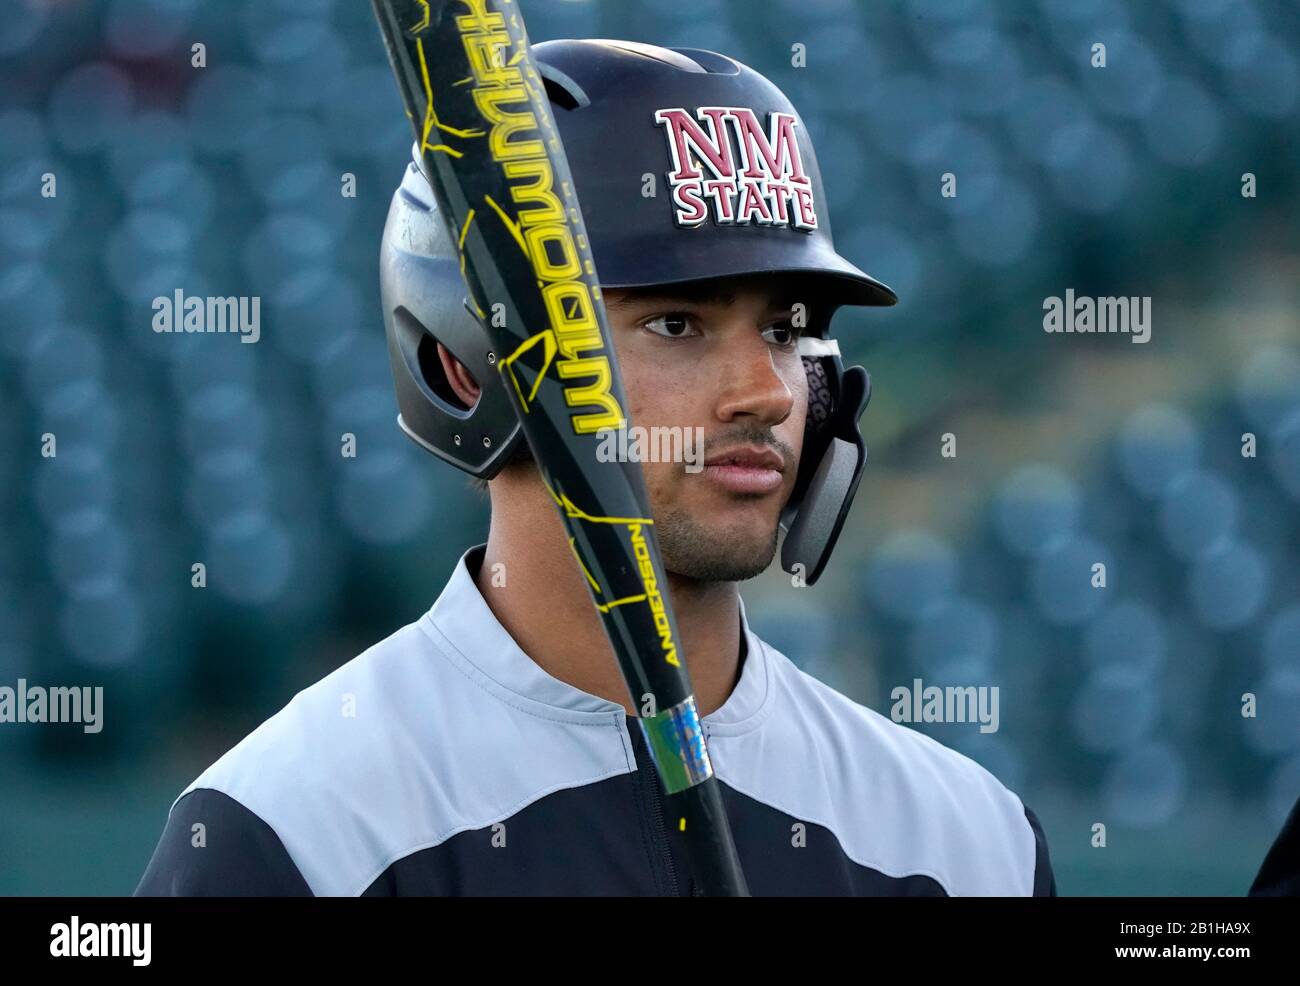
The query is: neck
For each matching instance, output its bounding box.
[474,472,743,718]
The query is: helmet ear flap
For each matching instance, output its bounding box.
[789,354,837,507]
[381,158,524,478]
[781,360,872,586]
[391,306,475,415]
[804,356,836,437]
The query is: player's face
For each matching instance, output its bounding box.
[603,276,809,582]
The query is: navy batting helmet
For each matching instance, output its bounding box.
[379,39,896,585]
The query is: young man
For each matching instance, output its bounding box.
[137,39,1056,896]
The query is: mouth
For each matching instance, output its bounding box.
[700,445,785,495]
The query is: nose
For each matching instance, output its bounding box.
[713,330,796,428]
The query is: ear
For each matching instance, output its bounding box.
[437,341,482,408]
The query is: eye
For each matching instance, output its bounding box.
[761,318,800,348]
[642,312,699,339]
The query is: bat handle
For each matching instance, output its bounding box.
[667,778,751,897]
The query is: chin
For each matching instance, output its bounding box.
[654,508,782,583]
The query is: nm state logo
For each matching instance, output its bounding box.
[653,106,817,231]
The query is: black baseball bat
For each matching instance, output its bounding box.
[370,0,749,896]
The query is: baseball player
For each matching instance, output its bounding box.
[136,39,1056,896]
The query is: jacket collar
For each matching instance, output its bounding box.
[423,543,771,730]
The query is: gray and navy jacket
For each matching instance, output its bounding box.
[137,544,1056,896]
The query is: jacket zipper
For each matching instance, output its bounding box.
[632,718,681,896]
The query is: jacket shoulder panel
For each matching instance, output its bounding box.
[176,618,631,895]
[710,639,1042,896]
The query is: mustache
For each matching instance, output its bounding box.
[700,427,795,469]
